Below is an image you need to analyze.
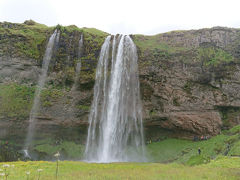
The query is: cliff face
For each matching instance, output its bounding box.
[0,21,107,152]
[0,21,240,151]
[134,27,240,139]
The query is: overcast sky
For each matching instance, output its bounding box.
[0,0,239,35]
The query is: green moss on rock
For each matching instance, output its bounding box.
[41,87,64,107]
[0,83,35,118]
[0,21,53,60]
[215,106,240,128]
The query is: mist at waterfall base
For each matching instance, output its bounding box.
[85,35,146,163]
[23,30,60,158]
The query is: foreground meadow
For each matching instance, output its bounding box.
[0,156,239,180]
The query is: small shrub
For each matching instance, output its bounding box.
[24,20,36,26]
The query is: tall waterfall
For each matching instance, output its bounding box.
[24,30,59,152]
[85,35,145,162]
[72,34,83,91]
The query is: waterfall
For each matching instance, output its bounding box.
[78,34,83,58]
[71,34,83,91]
[24,30,59,153]
[85,35,145,162]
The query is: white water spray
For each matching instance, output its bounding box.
[85,35,145,162]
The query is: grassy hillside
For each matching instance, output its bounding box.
[147,125,240,164]
[0,20,108,60]
[0,20,52,59]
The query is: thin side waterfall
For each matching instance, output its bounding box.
[24,30,59,155]
[71,34,83,91]
[85,35,145,162]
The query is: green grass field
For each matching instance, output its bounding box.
[0,156,239,180]
[0,127,239,179]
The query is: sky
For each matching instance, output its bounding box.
[0,0,239,35]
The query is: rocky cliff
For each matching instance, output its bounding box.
[0,21,240,159]
[134,27,240,139]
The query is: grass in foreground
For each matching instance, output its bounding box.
[0,156,239,180]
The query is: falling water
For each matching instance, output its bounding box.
[85,35,145,162]
[24,30,59,154]
[71,34,83,91]
[23,149,30,159]
[78,34,84,58]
